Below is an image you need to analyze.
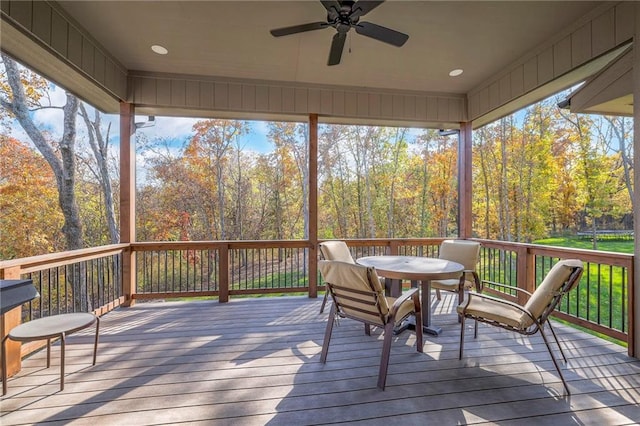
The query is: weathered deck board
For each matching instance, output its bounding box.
[1,295,639,425]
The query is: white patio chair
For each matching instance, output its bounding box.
[457,259,584,395]
[319,259,423,390]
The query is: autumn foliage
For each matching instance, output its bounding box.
[0,136,64,258]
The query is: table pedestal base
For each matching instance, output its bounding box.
[393,318,413,335]
[423,325,442,336]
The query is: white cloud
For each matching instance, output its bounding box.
[138,116,197,142]
[247,120,274,154]
[32,84,67,138]
[253,120,270,136]
[7,83,123,151]
[5,122,30,143]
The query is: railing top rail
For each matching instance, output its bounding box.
[132,240,312,250]
[132,238,449,251]
[0,243,128,273]
[472,238,633,267]
[3,238,633,274]
[334,238,448,246]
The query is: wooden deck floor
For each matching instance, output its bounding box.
[1,294,639,425]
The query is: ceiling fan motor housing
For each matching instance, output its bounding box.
[270,0,408,65]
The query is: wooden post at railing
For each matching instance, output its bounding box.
[632,1,640,359]
[122,245,136,307]
[120,102,136,307]
[389,241,400,255]
[219,244,229,303]
[627,262,635,357]
[308,113,318,299]
[516,245,534,306]
[458,122,473,238]
[0,266,23,379]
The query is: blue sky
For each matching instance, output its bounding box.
[2,67,429,161]
[5,82,276,158]
[4,73,448,178]
[135,116,275,154]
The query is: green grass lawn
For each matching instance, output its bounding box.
[534,236,634,253]
[534,235,630,347]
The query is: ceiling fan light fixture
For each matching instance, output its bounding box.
[269,0,407,66]
[151,44,168,55]
[449,68,464,77]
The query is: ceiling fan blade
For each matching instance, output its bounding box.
[355,21,408,46]
[327,32,347,66]
[350,1,385,20]
[270,22,328,37]
[320,1,341,13]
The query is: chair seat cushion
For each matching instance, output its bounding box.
[524,259,581,319]
[386,295,415,323]
[457,296,531,329]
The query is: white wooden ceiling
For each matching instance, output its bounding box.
[57,1,600,96]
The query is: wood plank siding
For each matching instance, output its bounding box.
[1,294,638,425]
[128,72,467,127]
[1,1,633,127]
[0,0,127,111]
[569,46,634,116]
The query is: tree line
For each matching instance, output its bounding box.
[474,100,633,244]
[135,123,462,242]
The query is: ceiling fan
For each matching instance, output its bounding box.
[270,0,409,66]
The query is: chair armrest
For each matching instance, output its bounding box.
[485,282,533,298]
[465,291,522,308]
[464,270,482,292]
[388,287,420,321]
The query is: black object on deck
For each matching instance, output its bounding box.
[0,280,38,315]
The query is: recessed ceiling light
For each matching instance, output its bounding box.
[449,69,463,77]
[151,45,168,55]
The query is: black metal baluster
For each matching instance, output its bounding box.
[608,265,613,328]
[621,267,627,333]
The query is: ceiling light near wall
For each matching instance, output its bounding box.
[449,68,463,77]
[151,45,168,55]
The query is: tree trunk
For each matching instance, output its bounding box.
[608,117,634,207]
[386,129,404,238]
[2,54,89,310]
[58,95,83,249]
[79,104,119,243]
[420,158,430,237]
[217,162,226,239]
[498,118,512,241]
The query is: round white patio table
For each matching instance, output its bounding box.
[2,312,99,395]
[356,256,463,336]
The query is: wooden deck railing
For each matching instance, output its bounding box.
[0,244,128,320]
[131,241,314,300]
[474,239,633,348]
[0,244,127,362]
[0,238,634,356]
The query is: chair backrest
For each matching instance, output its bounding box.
[319,241,355,263]
[318,260,389,326]
[438,240,480,279]
[523,259,583,326]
